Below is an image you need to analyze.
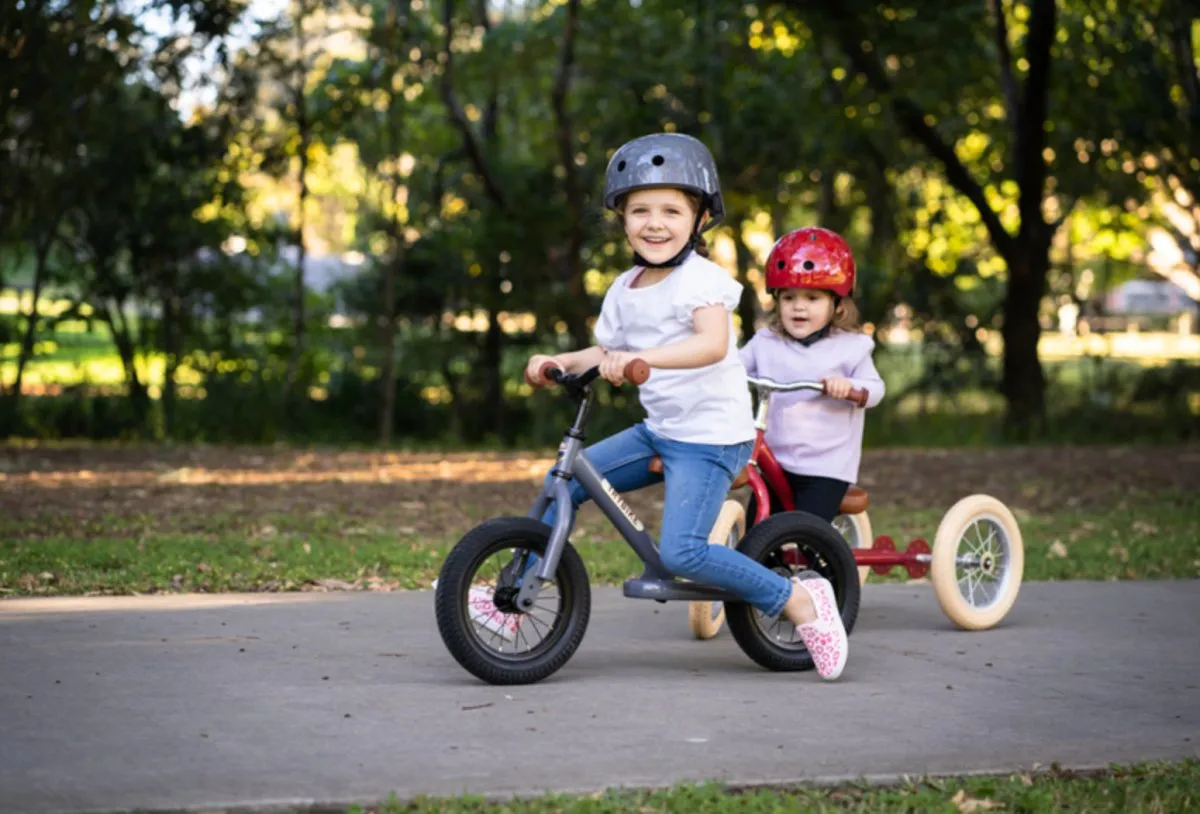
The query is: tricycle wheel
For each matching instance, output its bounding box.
[434,517,590,685]
[833,510,874,587]
[724,511,861,672]
[688,500,745,640]
[930,495,1024,631]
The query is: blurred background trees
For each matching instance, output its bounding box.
[2,0,1197,447]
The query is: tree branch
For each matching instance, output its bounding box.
[808,3,1017,261]
[988,0,1021,135]
[438,0,507,208]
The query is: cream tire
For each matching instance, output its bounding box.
[833,511,873,587]
[688,500,745,640]
[931,494,1024,631]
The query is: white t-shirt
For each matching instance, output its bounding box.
[593,253,756,445]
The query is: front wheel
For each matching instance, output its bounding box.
[434,517,590,685]
[688,500,745,640]
[930,495,1024,631]
[725,511,861,672]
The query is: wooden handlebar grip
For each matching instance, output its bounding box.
[623,359,650,386]
[848,386,868,408]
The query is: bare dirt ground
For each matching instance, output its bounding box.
[3,442,1198,542]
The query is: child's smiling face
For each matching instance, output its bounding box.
[621,188,697,265]
[777,288,836,340]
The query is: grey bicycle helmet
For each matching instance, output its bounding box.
[603,132,725,231]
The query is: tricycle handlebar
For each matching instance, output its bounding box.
[746,375,868,408]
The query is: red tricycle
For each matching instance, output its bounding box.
[654,374,1025,640]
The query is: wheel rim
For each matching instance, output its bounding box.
[832,515,859,547]
[751,536,846,652]
[464,542,569,659]
[952,512,1014,611]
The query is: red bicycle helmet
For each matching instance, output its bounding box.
[764,227,856,298]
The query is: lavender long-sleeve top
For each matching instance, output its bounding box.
[739,327,885,484]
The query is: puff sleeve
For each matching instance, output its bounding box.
[671,261,743,327]
[593,281,626,350]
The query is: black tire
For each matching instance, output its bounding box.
[724,511,861,672]
[434,517,590,685]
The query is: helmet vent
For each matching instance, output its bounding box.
[616,160,627,172]
[651,154,665,166]
[776,260,786,269]
[803,260,815,270]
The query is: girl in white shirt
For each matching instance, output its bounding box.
[524,133,848,680]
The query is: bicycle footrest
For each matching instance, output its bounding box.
[622,578,740,602]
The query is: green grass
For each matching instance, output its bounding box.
[2,494,1196,596]
[353,760,1199,812]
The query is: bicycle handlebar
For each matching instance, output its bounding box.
[525,357,651,388]
[746,375,869,408]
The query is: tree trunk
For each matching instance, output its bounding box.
[105,298,150,430]
[161,293,180,438]
[4,234,51,429]
[482,266,505,441]
[284,4,311,424]
[378,243,400,445]
[1000,249,1049,438]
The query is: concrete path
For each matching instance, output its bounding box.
[1,580,1197,813]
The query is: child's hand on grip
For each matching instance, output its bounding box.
[600,351,637,386]
[525,354,562,387]
[822,376,853,400]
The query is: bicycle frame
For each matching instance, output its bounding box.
[513,371,741,612]
[743,376,826,524]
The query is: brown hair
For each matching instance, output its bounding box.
[766,292,862,338]
[615,189,711,258]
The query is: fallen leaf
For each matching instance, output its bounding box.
[1047,540,1068,559]
[951,789,1002,812]
[196,563,212,573]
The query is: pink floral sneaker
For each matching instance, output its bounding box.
[791,574,848,680]
[466,585,525,643]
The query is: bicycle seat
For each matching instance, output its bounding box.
[839,485,868,515]
[647,457,750,489]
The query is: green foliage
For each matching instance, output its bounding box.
[3,0,1197,445]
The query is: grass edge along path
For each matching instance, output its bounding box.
[299,759,1200,813]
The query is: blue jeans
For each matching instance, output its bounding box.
[540,423,792,617]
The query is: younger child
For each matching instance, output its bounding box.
[740,227,885,523]
[524,135,849,680]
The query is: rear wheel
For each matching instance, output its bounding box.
[725,511,861,672]
[434,517,590,685]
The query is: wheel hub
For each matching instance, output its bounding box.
[492,585,521,614]
[979,552,996,575]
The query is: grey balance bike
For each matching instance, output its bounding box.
[433,359,861,685]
